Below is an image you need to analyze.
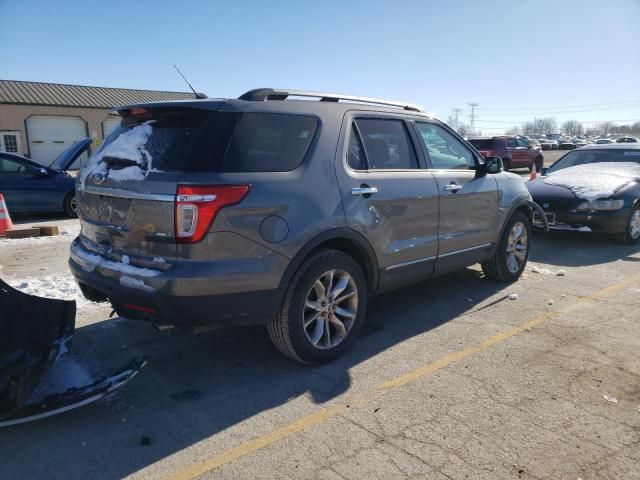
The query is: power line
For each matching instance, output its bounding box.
[475,118,640,125]
[478,100,640,111]
[478,103,640,117]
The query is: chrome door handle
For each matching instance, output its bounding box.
[443,183,462,192]
[351,186,378,196]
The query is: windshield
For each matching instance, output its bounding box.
[546,149,640,173]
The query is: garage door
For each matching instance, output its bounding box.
[102,117,121,138]
[26,115,87,164]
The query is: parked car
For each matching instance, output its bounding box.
[527,144,640,244]
[617,136,639,143]
[69,88,540,364]
[596,138,615,144]
[468,136,543,171]
[559,141,576,150]
[0,138,91,217]
[540,141,553,151]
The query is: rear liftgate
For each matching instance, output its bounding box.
[0,279,147,427]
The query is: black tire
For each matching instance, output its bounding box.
[482,211,531,282]
[612,204,640,245]
[63,191,78,218]
[268,249,368,364]
[502,158,512,171]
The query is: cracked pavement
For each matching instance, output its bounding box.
[0,217,638,480]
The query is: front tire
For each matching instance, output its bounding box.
[482,211,531,282]
[63,191,78,218]
[613,205,640,245]
[268,249,368,364]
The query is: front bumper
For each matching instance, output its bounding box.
[69,238,284,329]
[533,207,630,234]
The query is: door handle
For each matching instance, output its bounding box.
[351,185,378,197]
[443,183,462,192]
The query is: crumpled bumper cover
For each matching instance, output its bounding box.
[0,278,146,427]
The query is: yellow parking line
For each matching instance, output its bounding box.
[167,272,640,480]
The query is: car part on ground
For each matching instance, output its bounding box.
[0,278,147,427]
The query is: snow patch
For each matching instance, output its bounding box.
[508,293,519,300]
[119,275,155,293]
[543,162,640,201]
[72,244,161,278]
[80,122,153,188]
[0,223,81,245]
[8,275,98,311]
[602,394,618,403]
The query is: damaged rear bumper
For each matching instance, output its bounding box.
[0,278,146,427]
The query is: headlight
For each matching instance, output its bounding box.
[576,199,625,211]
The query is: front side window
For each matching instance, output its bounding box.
[507,138,518,148]
[415,122,475,170]
[0,156,29,174]
[516,138,529,148]
[353,118,418,170]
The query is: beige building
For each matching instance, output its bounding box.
[0,80,193,163]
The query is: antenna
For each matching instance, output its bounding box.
[173,65,207,99]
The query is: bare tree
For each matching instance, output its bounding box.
[505,126,521,135]
[456,124,473,138]
[539,117,557,134]
[599,121,615,135]
[561,120,584,136]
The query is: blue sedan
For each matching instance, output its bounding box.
[0,139,91,217]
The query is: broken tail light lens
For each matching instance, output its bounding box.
[175,185,250,243]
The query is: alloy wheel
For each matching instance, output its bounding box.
[506,222,528,274]
[303,269,358,350]
[630,209,640,239]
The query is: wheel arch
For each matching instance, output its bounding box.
[490,201,534,256]
[279,228,379,294]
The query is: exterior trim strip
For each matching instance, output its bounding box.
[386,255,436,271]
[438,243,492,258]
[82,186,175,202]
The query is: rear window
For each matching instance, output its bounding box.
[468,138,497,150]
[107,109,317,173]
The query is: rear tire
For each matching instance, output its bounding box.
[268,249,368,364]
[63,191,78,218]
[612,204,640,245]
[502,158,512,171]
[482,211,531,282]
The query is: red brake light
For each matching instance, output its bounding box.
[175,185,250,244]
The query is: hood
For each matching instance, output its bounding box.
[48,138,92,171]
[539,162,640,202]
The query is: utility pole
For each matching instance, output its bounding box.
[468,102,478,134]
[451,108,462,126]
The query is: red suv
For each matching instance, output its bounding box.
[469,136,543,171]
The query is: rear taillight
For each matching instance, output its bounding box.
[175,185,250,243]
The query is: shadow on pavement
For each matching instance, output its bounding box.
[530,230,640,267]
[0,267,506,480]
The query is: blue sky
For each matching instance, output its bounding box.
[1,0,639,132]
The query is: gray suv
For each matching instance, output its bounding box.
[69,88,538,364]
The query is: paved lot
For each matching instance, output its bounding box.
[1,201,639,480]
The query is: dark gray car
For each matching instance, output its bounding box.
[69,89,538,364]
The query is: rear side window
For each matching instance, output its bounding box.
[468,138,497,150]
[105,109,316,173]
[222,113,317,172]
[354,119,418,170]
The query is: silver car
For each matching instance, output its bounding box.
[69,88,539,363]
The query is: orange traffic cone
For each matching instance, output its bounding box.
[529,162,538,181]
[0,193,13,235]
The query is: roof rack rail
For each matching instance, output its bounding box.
[238,88,425,113]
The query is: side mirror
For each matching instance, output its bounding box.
[33,167,49,177]
[485,156,503,174]
[539,167,548,175]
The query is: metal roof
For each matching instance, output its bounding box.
[0,80,195,109]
